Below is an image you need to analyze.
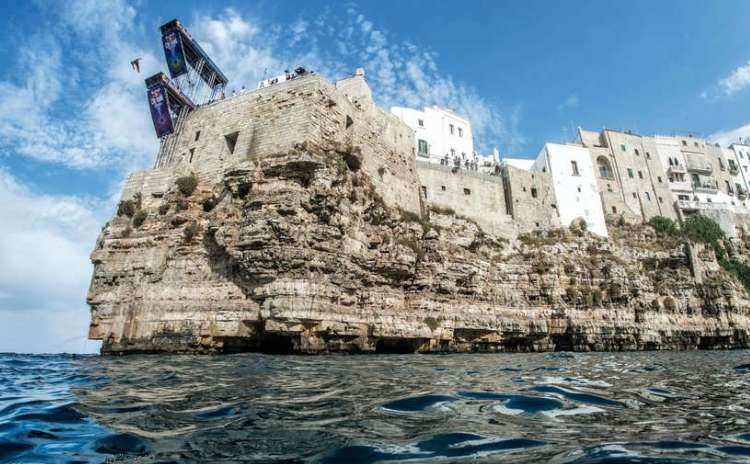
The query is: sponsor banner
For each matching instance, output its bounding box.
[148,85,173,137]
[162,29,188,78]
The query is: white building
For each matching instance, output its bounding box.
[532,143,608,237]
[390,106,476,169]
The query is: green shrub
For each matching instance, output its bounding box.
[176,174,198,196]
[175,198,189,211]
[431,205,456,216]
[120,225,132,238]
[183,221,200,241]
[158,203,170,215]
[719,258,750,293]
[681,215,724,244]
[117,200,137,217]
[648,216,677,236]
[202,196,217,212]
[132,210,147,227]
[423,316,441,331]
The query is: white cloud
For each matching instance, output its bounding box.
[557,94,580,111]
[710,122,750,147]
[0,169,104,307]
[0,0,158,170]
[193,7,523,152]
[718,61,750,97]
[0,168,107,353]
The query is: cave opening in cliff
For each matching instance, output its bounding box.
[375,338,424,354]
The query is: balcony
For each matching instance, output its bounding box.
[693,179,719,194]
[738,188,748,200]
[729,164,740,175]
[685,156,713,174]
[667,164,686,175]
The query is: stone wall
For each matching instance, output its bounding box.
[601,130,677,221]
[501,164,560,233]
[121,73,421,214]
[416,161,516,238]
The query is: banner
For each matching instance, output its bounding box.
[162,29,188,78]
[147,85,173,138]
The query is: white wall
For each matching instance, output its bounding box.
[536,143,608,237]
[654,136,692,193]
[391,106,474,166]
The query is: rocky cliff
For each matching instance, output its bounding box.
[88,143,750,354]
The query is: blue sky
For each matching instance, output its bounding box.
[1,0,749,353]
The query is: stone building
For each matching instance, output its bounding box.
[124,70,422,216]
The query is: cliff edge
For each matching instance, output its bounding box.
[87,75,750,354]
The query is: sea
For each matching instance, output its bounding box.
[1,351,749,463]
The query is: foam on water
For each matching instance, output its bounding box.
[1,351,750,462]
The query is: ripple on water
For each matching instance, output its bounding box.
[319,432,545,463]
[380,394,456,413]
[94,433,149,456]
[531,385,625,408]
[457,391,563,415]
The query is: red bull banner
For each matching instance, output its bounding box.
[147,85,173,138]
[162,29,188,78]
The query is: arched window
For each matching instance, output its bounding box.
[597,156,613,179]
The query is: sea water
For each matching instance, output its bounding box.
[1,351,750,463]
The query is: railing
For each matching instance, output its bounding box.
[668,164,686,175]
[685,157,713,174]
[693,180,718,194]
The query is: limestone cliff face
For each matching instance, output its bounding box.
[88,144,750,354]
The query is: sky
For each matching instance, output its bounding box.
[1,0,749,353]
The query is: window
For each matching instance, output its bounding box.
[577,186,582,193]
[635,149,640,156]
[612,206,617,213]
[418,119,424,127]
[719,158,725,170]
[657,176,662,183]
[707,197,712,203]
[638,171,643,179]
[449,124,455,135]
[461,152,466,159]
[421,186,427,197]
[682,140,687,146]
[441,185,446,191]
[571,160,580,176]
[645,192,651,201]
[418,139,429,155]
[224,131,239,154]
[522,186,527,192]
[694,142,699,148]
[189,148,195,163]
[632,192,637,199]
[658,197,663,203]
[194,130,201,142]
[531,188,538,198]
[726,181,733,193]
[646,152,651,160]
[450,148,456,157]
[668,158,674,166]
[678,194,690,200]
[627,168,634,178]
[607,183,613,192]
[458,127,463,137]
[463,188,471,195]
[621,144,627,152]
[597,156,613,178]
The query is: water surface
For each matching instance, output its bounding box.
[1,351,750,462]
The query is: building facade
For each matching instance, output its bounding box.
[390,106,477,169]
